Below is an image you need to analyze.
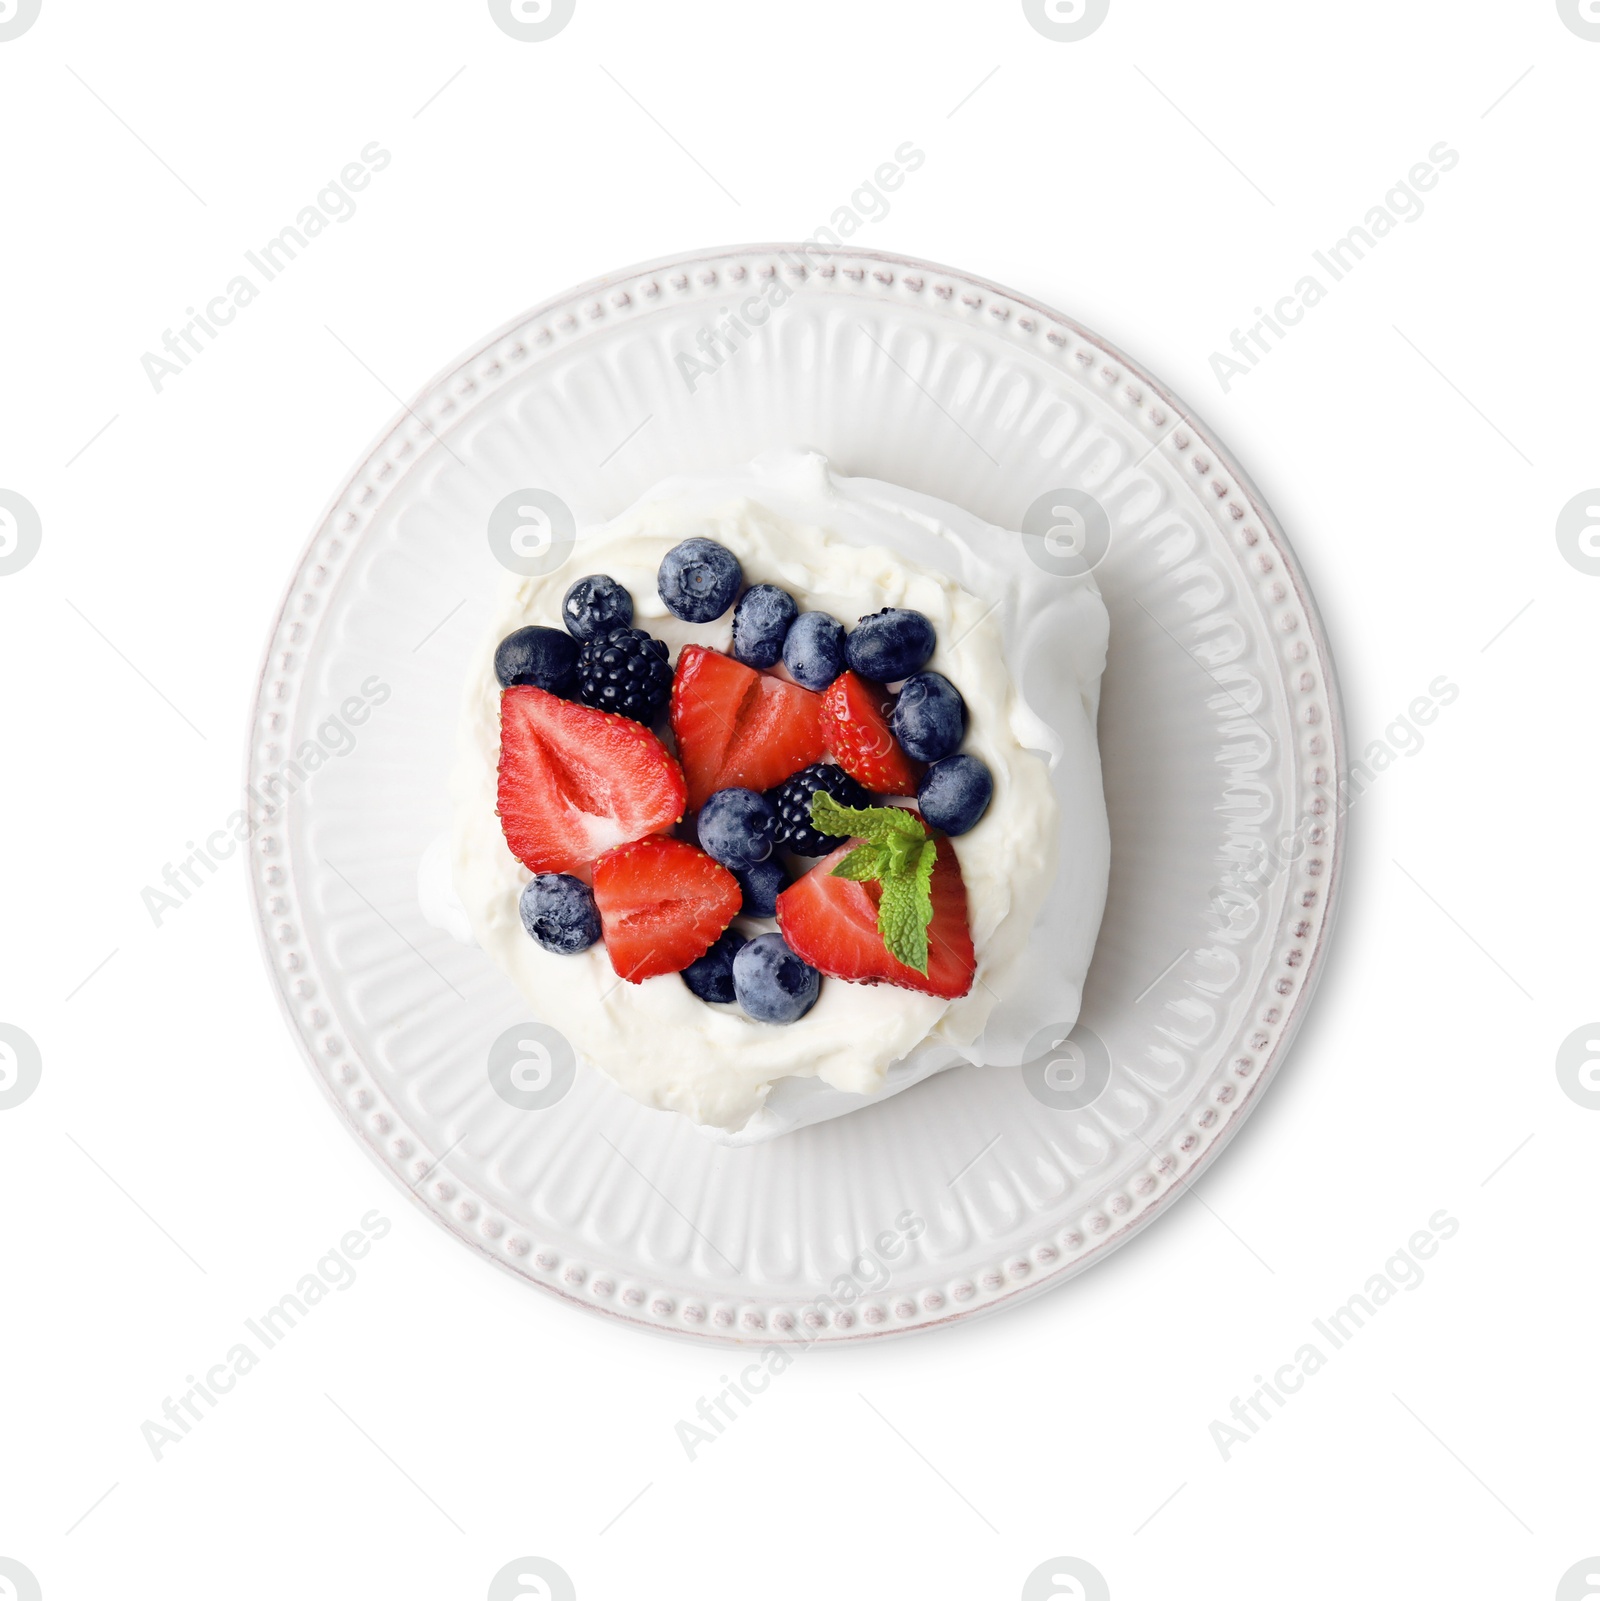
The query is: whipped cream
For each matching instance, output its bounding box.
[422,450,1109,1140]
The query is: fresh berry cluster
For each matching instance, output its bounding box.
[493,536,989,1025]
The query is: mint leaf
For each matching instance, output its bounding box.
[881,828,923,879]
[810,794,937,973]
[808,791,926,848]
[878,851,936,975]
[831,843,887,882]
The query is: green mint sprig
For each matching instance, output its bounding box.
[808,791,936,975]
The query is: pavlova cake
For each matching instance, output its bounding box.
[421,450,1109,1142]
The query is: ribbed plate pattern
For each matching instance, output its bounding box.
[247,246,1344,1343]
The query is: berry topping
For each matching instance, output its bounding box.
[776,826,975,999]
[696,786,776,872]
[494,625,579,695]
[736,858,788,918]
[782,610,846,691]
[575,626,673,725]
[591,835,741,983]
[658,536,743,623]
[730,583,798,668]
[518,872,602,953]
[669,644,827,809]
[845,607,936,682]
[767,762,873,855]
[917,754,993,836]
[497,685,687,877]
[820,671,922,795]
[561,574,634,642]
[732,932,821,1024]
[891,671,966,762]
[681,927,746,1004]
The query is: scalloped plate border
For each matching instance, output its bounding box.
[246,244,1346,1346]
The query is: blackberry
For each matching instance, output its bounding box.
[575,626,672,723]
[768,762,871,856]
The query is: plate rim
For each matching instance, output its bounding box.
[244,241,1346,1346]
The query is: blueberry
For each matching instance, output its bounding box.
[697,787,775,872]
[736,858,788,918]
[561,574,634,642]
[783,610,846,690]
[658,537,742,623]
[518,873,602,953]
[730,583,797,668]
[917,755,993,836]
[891,672,967,762]
[494,626,579,694]
[846,607,936,682]
[682,928,746,1005]
[733,932,821,1024]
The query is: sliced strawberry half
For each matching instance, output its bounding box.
[776,833,975,998]
[592,835,741,982]
[669,644,826,809]
[819,671,922,796]
[497,686,687,878]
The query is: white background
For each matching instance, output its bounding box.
[1,2,1594,1598]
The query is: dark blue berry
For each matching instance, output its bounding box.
[917,755,993,836]
[737,858,787,918]
[783,611,846,690]
[561,574,633,642]
[767,763,872,855]
[682,928,746,1004]
[891,672,966,762]
[846,607,936,682]
[518,873,601,953]
[658,537,742,623]
[733,933,820,1024]
[494,626,578,694]
[575,627,673,723]
[697,787,775,872]
[730,584,797,668]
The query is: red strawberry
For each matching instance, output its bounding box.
[497,686,687,878]
[776,833,975,998]
[592,835,741,982]
[819,671,922,796]
[669,644,826,809]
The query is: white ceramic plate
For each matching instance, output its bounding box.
[247,245,1344,1344]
